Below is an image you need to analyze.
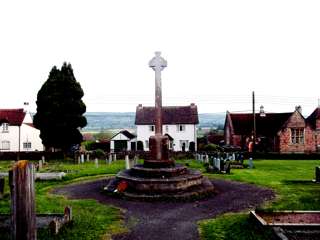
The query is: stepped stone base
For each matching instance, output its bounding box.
[106,162,215,202]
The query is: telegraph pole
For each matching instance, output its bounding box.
[252,91,256,145]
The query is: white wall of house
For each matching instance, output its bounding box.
[20,124,44,151]
[136,124,197,151]
[0,113,44,152]
[110,132,136,152]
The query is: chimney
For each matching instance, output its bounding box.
[295,105,302,114]
[190,103,196,108]
[259,105,266,117]
[137,104,143,109]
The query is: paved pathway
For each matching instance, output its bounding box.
[53,178,274,240]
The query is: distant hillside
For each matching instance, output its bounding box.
[83,112,225,131]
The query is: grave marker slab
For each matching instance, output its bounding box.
[9,160,36,240]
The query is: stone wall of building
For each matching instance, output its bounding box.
[278,112,316,153]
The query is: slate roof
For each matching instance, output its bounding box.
[306,107,320,129]
[0,109,26,126]
[120,130,136,139]
[111,130,136,140]
[135,104,199,125]
[227,112,293,136]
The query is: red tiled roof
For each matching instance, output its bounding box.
[228,112,293,136]
[0,109,26,126]
[306,107,320,129]
[135,104,199,125]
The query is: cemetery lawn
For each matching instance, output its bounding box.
[0,160,128,240]
[1,159,319,240]
[199,159,320,240]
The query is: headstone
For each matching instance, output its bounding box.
[205,154,209,164]
[220,159,224,171]
[0,177,4,199]
[216,158,221,171]
[41,156,45,163]
[316,166,320,183]
[77,156,81,164]
[94,158,99,168]
[81,154,84,164]
[248,158,254,169]
[224,161,231,174]
[134,155,138,165]
[113,154,117,161]
[38,160,43,170]
[232,153,236,161]
[36,172,66,180]
[9,160,36,240]
[125,155,130,170]
[108,154,112,164]
[87,153,90,162]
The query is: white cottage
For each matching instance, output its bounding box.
[0,109,44,152]
[110,130,136,152]
[135,103,199,152]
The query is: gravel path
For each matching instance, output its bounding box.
[53,178,274,240]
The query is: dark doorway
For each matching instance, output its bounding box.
[137,141,144,151]
[131,142,136,151]
[189,142,195,152]
[114,140,127,152]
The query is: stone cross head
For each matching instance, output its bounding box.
[149,51,167,71]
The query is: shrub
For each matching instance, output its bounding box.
[94,149,106,159]
[202,144,222,152]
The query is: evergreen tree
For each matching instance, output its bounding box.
[34,63,87,152]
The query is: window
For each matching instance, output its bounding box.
[149,125,155,132]
[291,128,304,144]
[23,142,32,150]
[2,123,8,133]
[1,141,10,150]
[177,124,186,132]
[145,140,149,149]
[165,125,169,132]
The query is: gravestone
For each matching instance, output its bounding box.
[205,154,209,164]
[94,158,99,168]
[134,155,138,165]
[248,158,253,169]
[316,166,320,183]
[0,177,4,199]
[41,156,45,163]
[81,154,84,164]
[9,160,36,240]
[125,155,130,170]
[113,154,117,161]
[108,154,112,164]
[87,153,90,162]
[38,160,43,170]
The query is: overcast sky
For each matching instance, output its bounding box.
[0,0,320,115]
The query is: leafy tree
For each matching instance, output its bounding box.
[34,62,87,152]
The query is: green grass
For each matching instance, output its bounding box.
[200,213,275,240]
[209,159,320,210]
[1,159,320,239]
[199,159,320,239]
[0,160,128,240]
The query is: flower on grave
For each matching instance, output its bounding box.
[116,181,128,192]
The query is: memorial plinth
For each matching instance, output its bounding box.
[109,52,214,201]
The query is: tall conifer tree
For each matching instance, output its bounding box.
[34,63,87,152]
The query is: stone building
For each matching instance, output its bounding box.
[224,106,320,153]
